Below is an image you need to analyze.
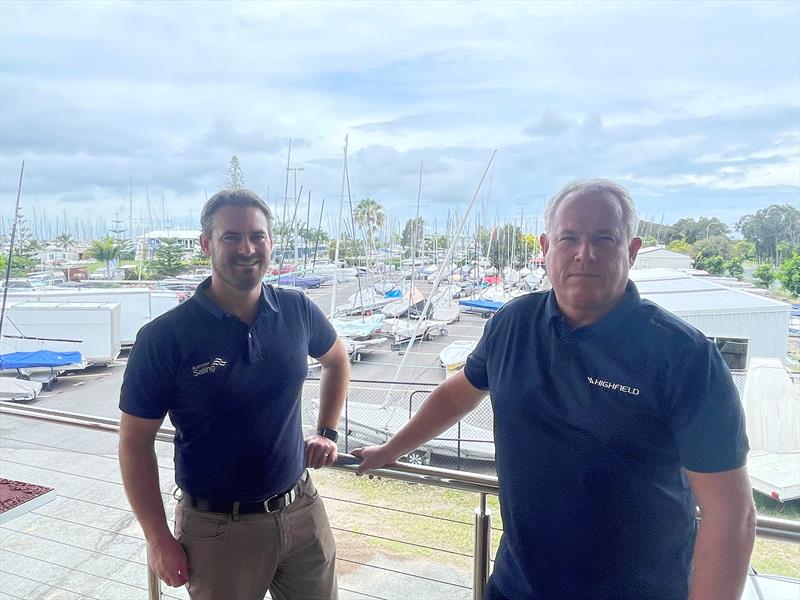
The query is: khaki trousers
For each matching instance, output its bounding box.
[175,473,338,600]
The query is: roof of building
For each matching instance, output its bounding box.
[630,268,790,316]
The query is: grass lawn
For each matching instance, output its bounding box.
[315,470,799,579]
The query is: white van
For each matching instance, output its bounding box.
[29,271,67,285]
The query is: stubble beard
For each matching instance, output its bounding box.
[214,256,268,292]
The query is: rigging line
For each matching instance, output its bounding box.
[0,160,25,341]
[388,150,498,396]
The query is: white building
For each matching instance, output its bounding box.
[631,269,791,369]
[633,246,693,270]
[136,230,201,261]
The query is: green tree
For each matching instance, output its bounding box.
[666,240,692,255]
[54,233,74,252]
[152,238,186,277]
[694,251,726,275]
[693,235,733,260]
[12,207,37,259]
[226,155,245,190]
[0,254,37,277]
[725,257,744,280]
[401,217,425,259]
[87,236,121,277]
[779,253,800,297]
[753,264,776,289]
[671,217,730,245]
[191,246,210,266]
[737,204,800,265]
[731,240,756,261]
[353,198,385,257]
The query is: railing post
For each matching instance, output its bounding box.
[147,565,162,600]
[473,492,492,600]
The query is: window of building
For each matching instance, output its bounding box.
[710,337,749,371]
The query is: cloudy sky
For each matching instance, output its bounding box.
[1,0,798,238]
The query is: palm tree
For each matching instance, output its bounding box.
[54,233,74,253]
[88,236,121,278]
[353,198,385,257]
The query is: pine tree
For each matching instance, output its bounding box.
[226,155,246,190]
[153,238,186,277]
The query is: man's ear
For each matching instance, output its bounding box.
[199,233,211,258]
[540,233,550,256]
[628,236,643,266]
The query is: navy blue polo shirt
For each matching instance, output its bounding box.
[120,278,337,502]
[465,282,748,600]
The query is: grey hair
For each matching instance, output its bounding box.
[200,189,273,239]
[543,179,639,240]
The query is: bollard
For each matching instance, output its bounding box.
[147,565,162,600]
[473,493,492,600]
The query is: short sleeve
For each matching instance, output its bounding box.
[666,340,749,473]
[304,294,337,358]
[463,315,496,391]
[119,322,180,419]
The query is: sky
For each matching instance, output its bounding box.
[1,0,798,239]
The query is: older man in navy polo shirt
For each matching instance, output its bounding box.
[354,179,755,599]
[119,189,349,600]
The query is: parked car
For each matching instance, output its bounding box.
[0,278,47,289]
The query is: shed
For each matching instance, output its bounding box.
[633,246,692,270]
[630,269,791,368]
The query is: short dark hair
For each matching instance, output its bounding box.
[200,189,273,239]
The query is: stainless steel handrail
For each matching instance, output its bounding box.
[2,401,799,600]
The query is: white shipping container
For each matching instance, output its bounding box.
[2,301,121,364]
[0,288,180,345]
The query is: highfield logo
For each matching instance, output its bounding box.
[192,357,228,377]
[587,376,640,396]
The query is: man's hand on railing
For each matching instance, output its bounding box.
[148,533,189,588]
[351,445,400,474]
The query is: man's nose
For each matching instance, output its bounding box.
[575,240,595,261]
[238,238,254,255]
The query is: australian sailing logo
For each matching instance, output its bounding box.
[587,376,640,396]
[192,357,228,377]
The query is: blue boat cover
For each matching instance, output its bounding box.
[0,350,85,370]
[458,299,504,311]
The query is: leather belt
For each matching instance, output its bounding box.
[182,470,308,515]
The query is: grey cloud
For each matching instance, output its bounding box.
[523,109,575,137]
[194,119,310,155]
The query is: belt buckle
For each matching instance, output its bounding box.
[263,487,296,513]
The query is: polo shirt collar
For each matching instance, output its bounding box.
[193,277,279,320]
[546,281,641,337]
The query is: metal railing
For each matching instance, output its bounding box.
[1,402,799,600]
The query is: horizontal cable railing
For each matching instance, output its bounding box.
[1,402,799,600]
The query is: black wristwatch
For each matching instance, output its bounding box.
[316,426,339,443]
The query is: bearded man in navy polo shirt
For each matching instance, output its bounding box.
[119,189,349,600]
[354,179,755,599]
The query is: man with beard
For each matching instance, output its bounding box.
[120,189,349,600]
[353,180,755,600]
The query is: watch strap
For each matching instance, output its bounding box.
[317,426,339,443]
